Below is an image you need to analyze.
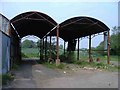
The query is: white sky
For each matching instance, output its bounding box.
[0,1,119,48]
[0,0,119,2]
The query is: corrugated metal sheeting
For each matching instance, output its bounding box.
[0,31,2,74]
[0,14,10,35]
[0,14,10,74]
[1,33,10,74]
[10,26,21,67]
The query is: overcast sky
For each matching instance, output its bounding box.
[0,1,119,48]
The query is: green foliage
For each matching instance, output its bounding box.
[21,52,28,58]
[2,74,14,85]
[21,39,37,48]
[42,62,65,69]
[110,34,120,55]
[73,60,119,71]
[43,62,56,69]
[74,61,89,68]
[57,63,65,69]
[65,51,77,63]
[12,63,19,70]
[60,54,68,62]
[21,38,63,59]
[95,26,120,56]
[21,48,39,58]
[110,26,120,55]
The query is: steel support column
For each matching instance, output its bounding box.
[107,31,110,64]
[40,39,42,60]
[49,36,52,59]
[64,41,66,56]
[77,38,80,60]
[89,35,92,62]
[56,24,60,66]
[45,36,47,61]
[42,38,45,60]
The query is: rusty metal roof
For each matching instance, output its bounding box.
[10,11,57,38]
[11,12,110,41]
[50,16,110,41]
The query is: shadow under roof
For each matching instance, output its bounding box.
[11,12,110,41]
[10,11,57,38]
[49,16,110,41]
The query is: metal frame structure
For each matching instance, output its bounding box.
[9,11,110,66]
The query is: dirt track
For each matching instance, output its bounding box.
[3,60,118,88]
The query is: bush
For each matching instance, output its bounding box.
[60,54,67,62]
[21,52,28,58]
[74,61,89,68]
[12,63,19,70]
[57,63,65,69]
[2,74,14,85]
[42,62,65,69]
[60,51,77,63]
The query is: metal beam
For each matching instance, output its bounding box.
[61,18,86,28]
[107,31,110,64]
[49,36,52,59]
[40,40,42,60]
[64,41,66,56]
[35,12,56,26]
[45,36,47,61]
[42,38,45,60]
[42,25,57,39]
[25,18,46,21]
[77,38,80,60]
[89,35,92,62]
[12,12,36,23]
[56,25,60,66]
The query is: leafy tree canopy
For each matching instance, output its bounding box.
[96,26,120,55]
[21,39,37,48]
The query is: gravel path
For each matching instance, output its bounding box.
[2,60,119,88]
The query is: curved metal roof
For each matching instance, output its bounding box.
[50,16,110,41]
[10,11,57,38]
[10,13,110,41]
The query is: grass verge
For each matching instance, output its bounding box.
[73,60,119,72]
[42,62,65,69]
[1,73,14,85]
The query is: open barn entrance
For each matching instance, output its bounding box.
[10,11,57,65]
[9,11,110,68]
[21,35,40,61]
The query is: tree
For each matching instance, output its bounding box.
[21,39,37,48]
[110,26,120,55]
[96,26,120,55]
[96,41,104,50]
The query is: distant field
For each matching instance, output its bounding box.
[22,48,39,54]
[21,48,40,58]
[21,48,118,62]
[73,51,118,61]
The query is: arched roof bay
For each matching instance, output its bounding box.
[10,11,57,38]
[49,16,110,41]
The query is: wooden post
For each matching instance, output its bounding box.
[56,25,60,66]
[89,35,92,62]
[64,41,66,56]
[77,38,80,60]
[107,31,110,64]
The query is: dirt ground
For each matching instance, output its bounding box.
[2,60,119,88]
